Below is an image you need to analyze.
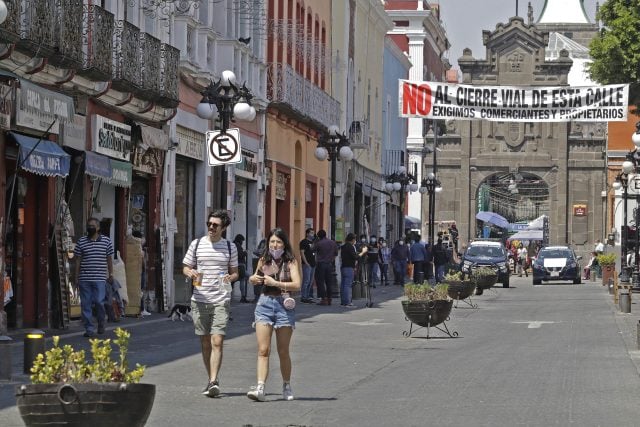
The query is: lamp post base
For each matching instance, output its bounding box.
[632,271,640,290]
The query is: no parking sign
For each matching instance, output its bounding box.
[207,129,242,166]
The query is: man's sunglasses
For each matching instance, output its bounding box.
[207,222,222,229]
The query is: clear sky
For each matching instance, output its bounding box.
[440,0,600,70]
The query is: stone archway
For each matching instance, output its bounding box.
[476,172,550,225]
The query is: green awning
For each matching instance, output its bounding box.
[107,159,132,188]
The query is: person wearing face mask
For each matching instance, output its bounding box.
[365,235,380,288]
[247,228,301,401]
[299,228,316,303]
[391,239,410,286]
[74,217,114,338]
[378,239,391,286]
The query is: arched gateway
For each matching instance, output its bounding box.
[420,15,607,257]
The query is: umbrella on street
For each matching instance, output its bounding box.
[475,211,510,229]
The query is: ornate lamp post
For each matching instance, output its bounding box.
[385,165,419,242]
[314,125,353,240]
[195,70,256,133]
[420,172,442,246]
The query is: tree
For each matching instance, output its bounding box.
[588,0,640,112]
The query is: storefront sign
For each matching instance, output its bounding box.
[0,84,13,130]
[61,114,86,151]
[92,115,132,161]
[275,171,287,200]
[573,204,587,216]
[176,126,205,161]
[235,149,258,179]
[11,132,70,178]
[399,80,629,122]
[16,80,74,133]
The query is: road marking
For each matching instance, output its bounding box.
[346,318,392,326]
[512,321,556,329]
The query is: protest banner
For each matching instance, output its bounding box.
[398,80,629,122]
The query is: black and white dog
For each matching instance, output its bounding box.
[167,304,192,322]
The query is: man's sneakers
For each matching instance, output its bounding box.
[202,380,220,398]
[282,382,294,401]
[247,383,265,402]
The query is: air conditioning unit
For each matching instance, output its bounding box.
[349,120,369,149]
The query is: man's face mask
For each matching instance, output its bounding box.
[86,226,97,235]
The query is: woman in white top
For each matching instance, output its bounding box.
[517,245,528,277]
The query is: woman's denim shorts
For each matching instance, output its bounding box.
[254,294,295,329]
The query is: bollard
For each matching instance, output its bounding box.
[620,292,631,314]
[23,330,45,374]
[0,335,12,381]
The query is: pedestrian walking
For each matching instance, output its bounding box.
[313,229,338,305]
[182,210,239,398]
[391,239,409,286]
[74,217,114,338]
[233,234,249,303]
[340,233,368,306]
[410,236,428,284]
[366,235,380,287]
[299,228,316,303]
[379,239,391,286]
[517,244,529,277]
[247,228,301,402]
[433,238,449,283]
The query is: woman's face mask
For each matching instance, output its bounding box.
[399,241,404,245]
[382,243,387,248]
[269,248,284,259]
[361,238,367,243]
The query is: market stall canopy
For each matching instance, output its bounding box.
[11,132,70,177]
[405,215,421,230]
[510,229,543,241]
[527,215,548,230]
[476,211,509,229]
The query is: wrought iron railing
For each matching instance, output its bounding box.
[140,33,161,94]
[267,62,340,129]
[112,20,141,92]
[80,4,114,81]
[49,0,83,69]
[15,0,57,58]
[159,43,180,107]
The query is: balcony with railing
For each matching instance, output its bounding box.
[140,33,161,95]
[159,43,180,107]
[267,62,340,130]
[112,20,142,93]
[80,5,114,81]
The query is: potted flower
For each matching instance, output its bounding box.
[402,282,457,338]
[471,267,498,295]
[596,253,616,286]
[15,328,154,427]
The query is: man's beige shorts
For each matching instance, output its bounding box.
[191,300,229,336]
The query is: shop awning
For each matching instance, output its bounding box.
[85,151,111,181]
[107,159,132,188]
[11,132,70,177]
[140,124,169,151]
[405,215,422,230]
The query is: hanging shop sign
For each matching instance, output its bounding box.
[176,125,205,161]
[92,115,132,161]
[84,151,112,181]
[235,149,258,179]
[399,80,629,122]
[61,114,87,151]
[107,159,132,188]
[132,146,164,175]
[275,171,287,200]
[16,80,75,133]
[0,84,13,130]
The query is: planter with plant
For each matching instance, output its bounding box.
[596,253,616,286]
[471,266,498,295]
[402,282,458,338]
[442,271,477,308]
[15,328,154,427]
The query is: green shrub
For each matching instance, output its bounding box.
[596,253,616,267]
[404,282,450,301]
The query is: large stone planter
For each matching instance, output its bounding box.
[16,383,155,427]
[446,280,477,308]
[601,265,615,287]
[401,300,457,338]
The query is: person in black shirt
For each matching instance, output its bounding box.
[366,235,380,288]
[433,238,450,283]
[340,233,368,307]
[299,228,316,303]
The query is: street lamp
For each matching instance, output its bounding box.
[385,164,419,242]
[315,125,353,240]
[420,172,442,246]
[195,70,256,133]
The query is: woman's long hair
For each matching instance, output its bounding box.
[260,228,296,265]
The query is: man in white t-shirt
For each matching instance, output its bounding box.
[183,210,238,398]
[517,245,529,277]
[595,239,605,255]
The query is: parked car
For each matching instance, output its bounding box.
[531,246,582,285]
[461,240,510,288]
